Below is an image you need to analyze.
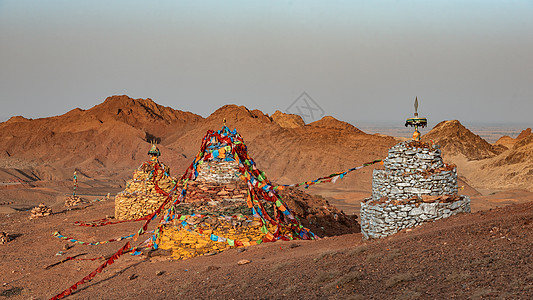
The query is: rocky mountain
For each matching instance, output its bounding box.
[2,96,528,193]
[0,96,202,183]
[270,110,305,128]
[495,128,532,149]
[166,104,396,189]
[472,133,533,190]
[422,120,506,160]
[0,97,395,192]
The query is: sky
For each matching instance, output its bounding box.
[1,1,532,127]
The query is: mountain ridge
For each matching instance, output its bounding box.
[1,96,530,191]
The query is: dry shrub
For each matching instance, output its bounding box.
[385,272,414,288]
[445,271,472,283]
[283,283,302,295]
[468,288,493,299]
[313,270,341,284]
[271,261,291,272]
[398,290,422,300]
[366,252,381,263]
[346,294,365,300]
[0,287,24,298]
[385,249,402,261]
[323,270,363,290]
[347,245,368,257]
[314,250,340,262]
[174,282,191,296]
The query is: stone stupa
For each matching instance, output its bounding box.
[360,98,471,239]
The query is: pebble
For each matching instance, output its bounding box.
[237,259,251,265]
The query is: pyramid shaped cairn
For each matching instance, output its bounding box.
[114,143,177,220]
[157,125,315,259]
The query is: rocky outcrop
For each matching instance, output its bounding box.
[422,120,505,160]
[495,128,532,149]
[271,111,305,128]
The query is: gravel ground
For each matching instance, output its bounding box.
[1,198,532,299]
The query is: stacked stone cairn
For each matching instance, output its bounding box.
[360,141,470,239]
[160,144,268,259]
[158,126,311,259]
[115,145,177,220]
[65,195,84,207]
[30,203,52,219]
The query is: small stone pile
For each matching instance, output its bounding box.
[30,203,52,219]
[64,195,84,207]
[0,231,10,244]
[361,141,470,239]
[278,187,361,236]
[115,161,177,220]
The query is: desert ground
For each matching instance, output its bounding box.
[1,96,532,299]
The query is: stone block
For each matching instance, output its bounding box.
[400,206,412,212]
[398,211,408,217]
[420,203,438,215]
[409,207,423,216]
[406,187,432,194]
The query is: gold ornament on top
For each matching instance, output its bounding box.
[404,96,427,141]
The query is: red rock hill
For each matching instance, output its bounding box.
[0,97,395,191]
[422,120,506,160]
[495,128,532,149]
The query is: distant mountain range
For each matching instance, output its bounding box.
[0,95,531,191]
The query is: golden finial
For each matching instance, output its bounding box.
[148,141,161,158]
[223,118,226,126]
[414,96,419,117]
[405,96,427,141]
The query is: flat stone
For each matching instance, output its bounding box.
[409,207,423,216]
[450,201,462,210]
[407,187,432,194]
[400,206,412,212]
[420,203,438,215]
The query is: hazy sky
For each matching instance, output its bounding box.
[1,1,532,126]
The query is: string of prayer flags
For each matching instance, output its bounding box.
[278,159,383,189]
[53,231,153,246]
